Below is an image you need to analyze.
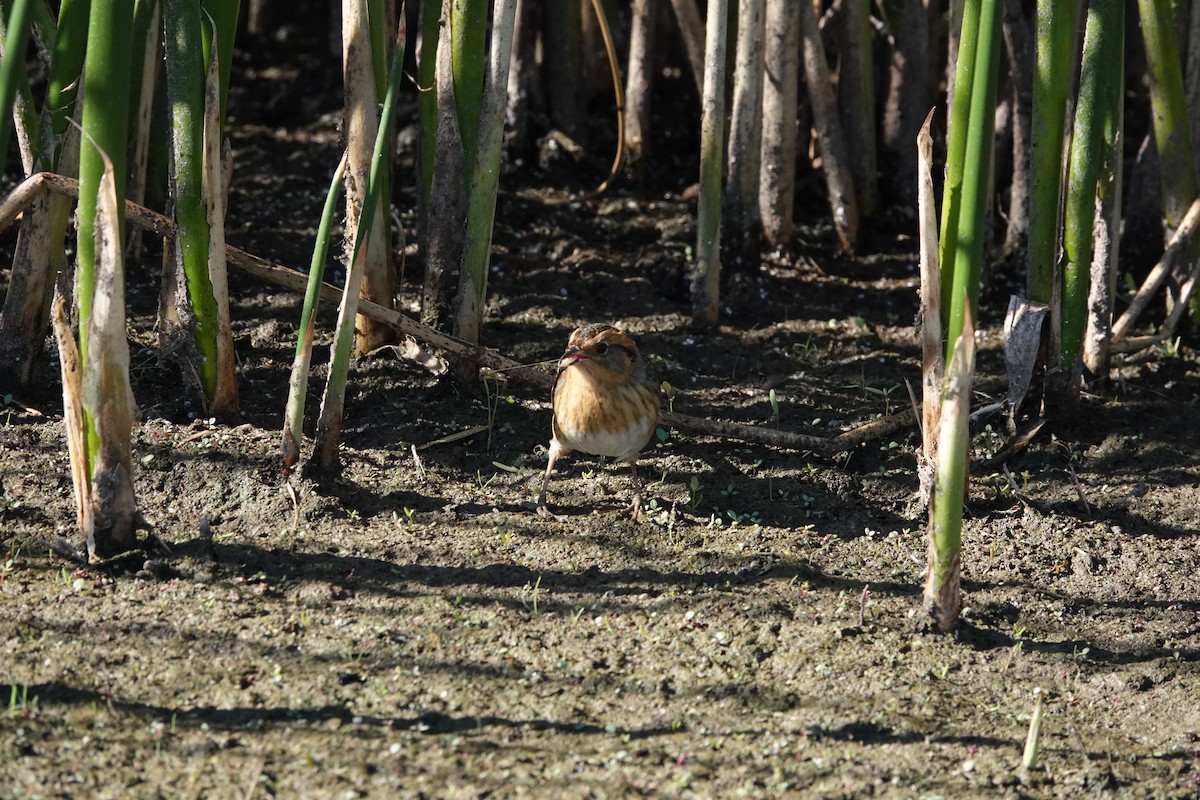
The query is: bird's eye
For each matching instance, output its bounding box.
[594,342,609,355]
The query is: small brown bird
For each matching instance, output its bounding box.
[537,324,661,519]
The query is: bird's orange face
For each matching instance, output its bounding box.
[557,324,644,386]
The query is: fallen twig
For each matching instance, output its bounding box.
[418,424,490,450]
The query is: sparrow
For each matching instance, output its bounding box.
[537,324,661,519]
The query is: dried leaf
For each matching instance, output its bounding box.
[1003,295,1049,421]
[370,336,449,375]
[982,417,1047,469]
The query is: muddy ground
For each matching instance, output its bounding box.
[3,12,1200,800]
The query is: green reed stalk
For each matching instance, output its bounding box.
[938,0,982,323]
[1138,0,1197,233]
[53,7,140,556]
[1,3,45,175]
[367,0,387,95]
[1061,0,1123,373]
[942,0,1001,365]
[840,0,877,217]
[127,0,160,201]
[451,0,486,180]
[1028,0,1081,305]
[0,0,34,168]
[164,0,221,401]
[44,0,86,148]
[452,0,517,350]
[925,0,1001,631]
[25,0,54,48]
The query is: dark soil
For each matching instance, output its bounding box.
[3,12,1200,800]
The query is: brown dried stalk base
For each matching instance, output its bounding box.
[87,464,138,562]
[922,551,962,632]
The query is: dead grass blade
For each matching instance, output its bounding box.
[203,32,238,412]
[916,107,941,503]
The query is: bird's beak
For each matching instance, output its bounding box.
[559,346,587,368]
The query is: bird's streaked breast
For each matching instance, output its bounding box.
[553,369,658,461]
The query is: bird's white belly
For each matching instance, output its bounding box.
[557,417,652,461]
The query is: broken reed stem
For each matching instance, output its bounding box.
[923,303,975,632]
[2,171,914,458]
